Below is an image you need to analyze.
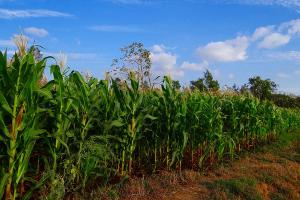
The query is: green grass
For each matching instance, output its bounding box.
[267,130,300,150]
[260,130,300,162]
[206,178,262,200]
[205,131,300,200]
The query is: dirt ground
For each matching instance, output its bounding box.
[119,135,300,200]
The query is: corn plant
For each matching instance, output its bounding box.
[111,72,156,175]
[0,51,51,199]
[1,49,300,199]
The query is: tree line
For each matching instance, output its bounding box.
[111,42,300,109]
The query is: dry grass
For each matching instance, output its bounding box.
[117,134,300,200]
[70,132,300,200]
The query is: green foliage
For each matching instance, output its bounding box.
[271,93,300,109]
[248,76,277,100]
[0,50,300,199]
[190,70,219,92]
[111,42,153,89]
[0,51,50,200]
[172,80,181,90]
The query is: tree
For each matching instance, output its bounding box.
[190,70,219,92]
[172,80,181,90]
[190,78,206,92]
[111,42,152,89]
[248,76,277,100]
[240,84,250,95]
[271,93,300,108]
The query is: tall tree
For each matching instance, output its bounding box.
[190,78,206,92]
[248,76,277,100]
[190,70,219,92]
[172,80,181,90]
[111,42,152,89]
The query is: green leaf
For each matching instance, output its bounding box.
[0,113,10,138]
[144,114,157,120]
[0,172,8,199]
[34,88,52,99]
[0,91,13,116]
[110,120,124,128]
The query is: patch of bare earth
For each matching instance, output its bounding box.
[120,141,300,200]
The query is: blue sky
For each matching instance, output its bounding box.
[1,0,300,94]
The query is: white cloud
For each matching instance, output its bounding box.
[267,51,300,62]
[150,45,184,78]
[89,25,141,32]
[280,19,300,35]
[251,19,300,49]
[151,44,210,77]
[24,27,48,37]
[0,39,14,47]
[252,26,274,41]
[0,8,72,19]
[257,32,290,49]
[151,45,176,70]
[196,36,249,62]
[180,61,208,71]
[152,44,166,52]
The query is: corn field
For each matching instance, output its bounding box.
[1,50,300,199]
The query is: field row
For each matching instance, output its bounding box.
[1,51,300,199]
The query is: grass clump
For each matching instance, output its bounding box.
[206,178,263,200]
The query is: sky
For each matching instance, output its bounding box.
[1,0,300,94]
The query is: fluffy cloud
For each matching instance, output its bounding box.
[150,44,215,78]
[150,44,184,78]
[196,36,249,62]
[252,18,300,49]
[280,19,300,35]
[24,27,49,37]
[252,26,274,41]
[180,61,208,71]
[257,33,290,49]
[151,45,177,70]
[0,8,72,19]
